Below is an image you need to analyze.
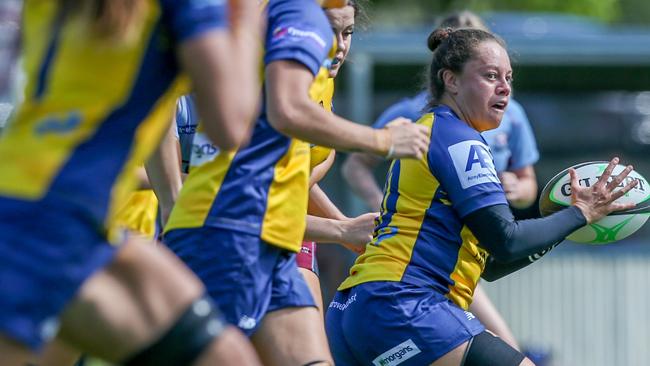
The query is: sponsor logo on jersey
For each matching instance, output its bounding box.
[372,339,422,366]
[464,311,476,321]
[328,293,357,311]
[448,140,500,189]
[190,132,220,168]
[271,26,326,49]
[35,112,81,135]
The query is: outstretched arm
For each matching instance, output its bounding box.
[265,60,430,159]
[341,153,385,211]
[146,118,182,226]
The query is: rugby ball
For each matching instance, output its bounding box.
[539,161,650,244]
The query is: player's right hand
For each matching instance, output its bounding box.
[382,118,430,160]
[571,157,637,224]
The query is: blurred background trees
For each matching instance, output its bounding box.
[371,0,650,26]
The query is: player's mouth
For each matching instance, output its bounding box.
[490,100,508,112]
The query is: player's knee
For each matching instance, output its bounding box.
[461,331,529,366]
[121,295,226,366]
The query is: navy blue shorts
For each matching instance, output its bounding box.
[325,281,485,366]
[0,196,118,350]
[164,227,315,336]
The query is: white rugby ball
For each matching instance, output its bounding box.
[539,161,650,244]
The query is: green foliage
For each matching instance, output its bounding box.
[371,0,650,25]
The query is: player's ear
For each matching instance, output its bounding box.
[442,69,459,95]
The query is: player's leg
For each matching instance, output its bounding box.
[468,283,520,350]
[431,331,534,366]
[252,247,332,366]
[252,307,332,366]
[56,236,260,365]
[299,268,324,314]
[297,241,324,315]
[0,335,33,366]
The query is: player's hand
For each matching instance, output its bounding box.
[571,157,637,224]
[340,212,378,254]
[499,171,522,203]
[376,118,430,160]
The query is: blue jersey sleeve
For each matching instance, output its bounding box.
[372,91,428,129]
[161,0,229,42]
[504,99,539,170]
[427,109,508,218]
[264,0,333,76]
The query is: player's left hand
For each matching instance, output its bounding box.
[340,212,378,254]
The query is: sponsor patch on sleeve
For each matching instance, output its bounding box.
[448,140,500,189]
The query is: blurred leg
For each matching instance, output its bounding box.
[252,306,332,366]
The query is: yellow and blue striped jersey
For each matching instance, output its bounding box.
[339,105,508,309]
[165,0,335,252]
[309,77,334,171]
[112,189,159,239]
[0,0,228,238]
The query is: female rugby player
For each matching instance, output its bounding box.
[325,27,637,366]
[341,10,537,351]
[0,1,262,365]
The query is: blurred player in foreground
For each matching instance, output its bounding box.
[0,0,263,365]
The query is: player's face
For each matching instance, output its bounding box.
[326,5,355,78]
[454,41,512,131]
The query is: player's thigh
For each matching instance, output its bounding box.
[298,267,324,315]
[194,327,262,366]
[32,338,82,366]
[57,236,204,362]
[434,331,531,366]
[252,306,332,366]
[0,335,33,366]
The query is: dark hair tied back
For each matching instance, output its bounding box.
[427,27,453,53]
[425,28,505,107]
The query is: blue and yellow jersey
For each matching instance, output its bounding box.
[310,77,334,171]
[372,92,539,173]
[112,189,159,239]
[339,105,508,309]
[165,0,334,252]
[0,1,228,238]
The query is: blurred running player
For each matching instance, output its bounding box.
[326,27,637,366]
[297,0,378,315]
[163,0,429,365]
[0,1,262,365]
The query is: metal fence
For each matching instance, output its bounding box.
[483,244,650,366]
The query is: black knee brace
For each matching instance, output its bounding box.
[461,331,526,366]
[122,296,226,366]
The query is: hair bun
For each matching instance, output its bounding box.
[427,27,452,52]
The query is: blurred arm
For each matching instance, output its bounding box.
[308,184,347,220]
[341,152,385,211]
[178,0,262,151]
[146,118,183,226]
[500,166,538,209]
